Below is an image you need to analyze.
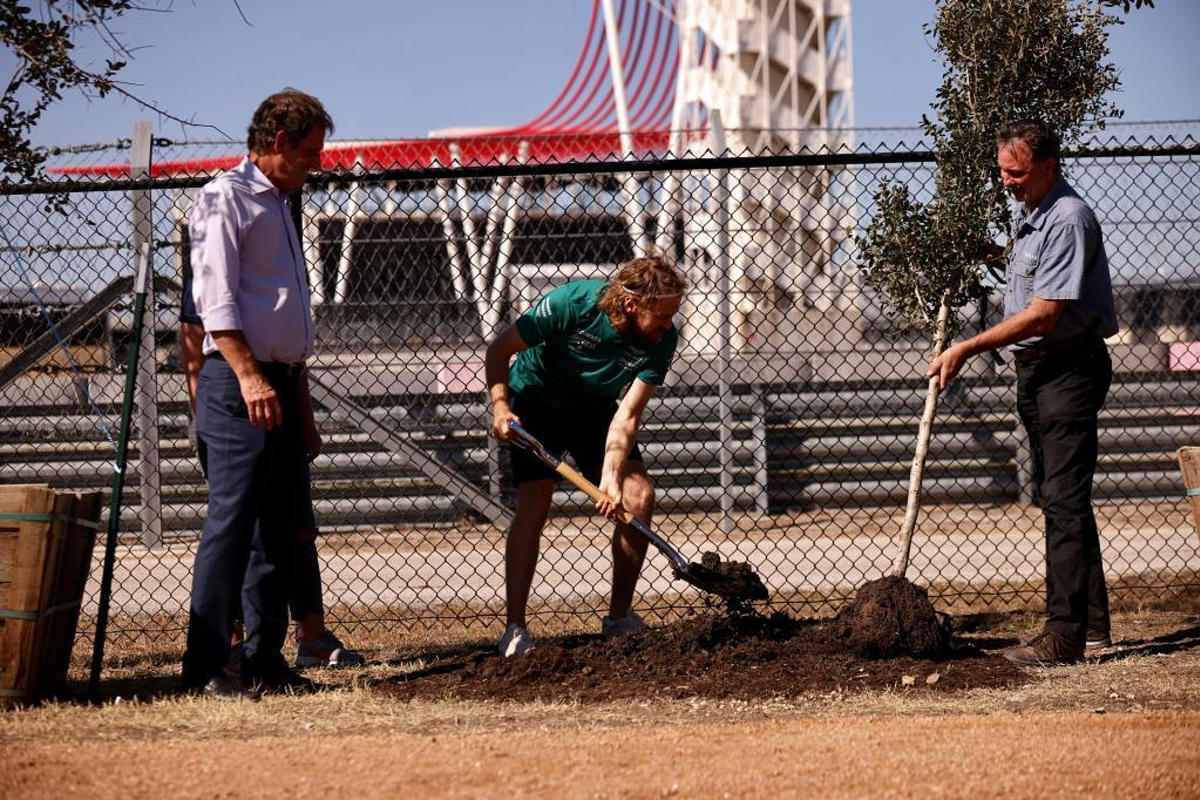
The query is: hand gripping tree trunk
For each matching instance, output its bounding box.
[892,294,951,578]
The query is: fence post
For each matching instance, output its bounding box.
[711,110,736,534]
[131,121,162,548]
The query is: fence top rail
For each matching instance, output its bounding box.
[3,141,1198,197]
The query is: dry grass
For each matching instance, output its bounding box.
[4,608,1199,748]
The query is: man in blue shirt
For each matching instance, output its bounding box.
[485,257,685,656]
[928,120,1118,666]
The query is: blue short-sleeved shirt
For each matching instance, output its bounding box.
[1003,177,1119,351]
[509,280,678,409]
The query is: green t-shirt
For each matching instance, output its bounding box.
[509,280,678,408]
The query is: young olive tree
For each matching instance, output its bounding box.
[857,0,1152,577]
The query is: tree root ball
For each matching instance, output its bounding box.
[831,575,950,659]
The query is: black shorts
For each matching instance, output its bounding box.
[509,392,643,486]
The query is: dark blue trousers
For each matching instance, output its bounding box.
[1015,339,1112,644]
[184,357,311,685]
[195,435,325,627]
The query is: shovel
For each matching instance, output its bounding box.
[507,420,768,605]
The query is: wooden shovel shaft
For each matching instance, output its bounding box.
[554,461,690,573]
[509,421,689,572]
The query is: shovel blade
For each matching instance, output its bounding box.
[675,559,769,603]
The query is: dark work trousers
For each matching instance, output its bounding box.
[184,357,310,685]
[1015,339,1112,643]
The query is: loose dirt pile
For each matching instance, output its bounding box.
[829,575,951,659]
[383,599,1020,704]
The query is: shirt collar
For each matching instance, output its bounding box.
[229,156,282,197]
[1021,176,1069,231]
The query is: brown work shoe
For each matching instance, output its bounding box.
[1003,630,1084,666]
[1019,626,1112,650]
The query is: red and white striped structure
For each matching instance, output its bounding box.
[55,0,852,175]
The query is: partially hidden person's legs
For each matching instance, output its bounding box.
[607,462,654,623]
[288,530,325,640]
[288,529,367,667]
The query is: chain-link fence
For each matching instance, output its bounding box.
[2,128,1199,658]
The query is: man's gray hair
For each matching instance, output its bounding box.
[998,120,1061,164]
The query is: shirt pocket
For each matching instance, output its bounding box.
[1014,252,1038,295]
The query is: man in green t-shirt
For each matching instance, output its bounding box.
[485,256,686,656]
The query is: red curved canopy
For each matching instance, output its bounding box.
[53,0,682,177]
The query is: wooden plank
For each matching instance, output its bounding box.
[307,375,514,528]
[0,485,100,704]
[0,484,55,701]
[1178,447,1200,546]
[44,491,100,695]
[23,491,73,698]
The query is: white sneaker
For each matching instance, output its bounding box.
[602,610,646,639]
[498,623,534,657]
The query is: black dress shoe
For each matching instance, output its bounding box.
[245,659,319,695]
[200,673,261,702]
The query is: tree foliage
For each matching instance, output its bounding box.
[858,0,1152,337]
[1,1,141,181]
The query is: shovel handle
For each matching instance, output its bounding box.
[508,420,689,572]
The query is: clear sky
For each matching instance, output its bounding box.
[9,0,1199,148]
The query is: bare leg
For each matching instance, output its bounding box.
[506,479,554,627]
[608,464,654,621]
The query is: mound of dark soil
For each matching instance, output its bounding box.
[829,576,951,659]
[382,610,1021,704]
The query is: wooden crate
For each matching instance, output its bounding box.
[1181,447,1200,547]
[0,484,102,706]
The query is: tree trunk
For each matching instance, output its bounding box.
[891,295,952,578]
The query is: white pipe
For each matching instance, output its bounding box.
[479,158,509,275]
[710,109,735,534]
[452,143,487,313]
[333,156,364,305]
[601,0,647,257]
[432,159,470,300]
[484,141,529,338]
[303,201,324,306]
[477,157,511,332]
[601,0,634,154]
[657,3,693,258]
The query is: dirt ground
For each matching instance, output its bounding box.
[3,714,1196,799]
[3,608,1199,798]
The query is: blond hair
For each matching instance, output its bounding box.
[598,256,687,329]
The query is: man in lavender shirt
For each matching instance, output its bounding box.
[183,90,332,699]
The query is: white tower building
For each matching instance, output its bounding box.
[664,0,859,353]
